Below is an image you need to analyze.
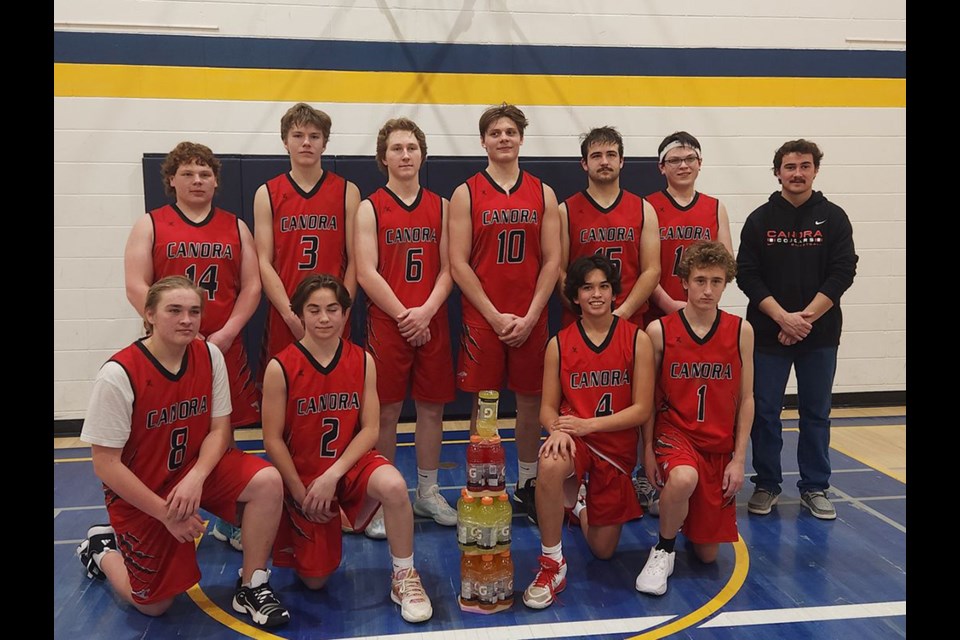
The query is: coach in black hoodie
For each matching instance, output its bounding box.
[736,139,857,522]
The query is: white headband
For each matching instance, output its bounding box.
[659,141,702,163]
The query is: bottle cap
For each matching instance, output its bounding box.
[490,435,501,444]
[465,494,476,503]
[481,496,494,505]
[470,435,481,443]
[481,554,493,561]
[497,493,509,501]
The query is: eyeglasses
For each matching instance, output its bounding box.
[663,155,700,167]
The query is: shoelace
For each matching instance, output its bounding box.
[396,574,427,602]
[529,561,564,604]
[646,552,670,576]
[251,584,282,607]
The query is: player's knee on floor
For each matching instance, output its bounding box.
[693,543,719,564]
[299,574,330,591]
[132,597,175,617]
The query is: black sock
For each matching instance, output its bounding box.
[656,534,676,554]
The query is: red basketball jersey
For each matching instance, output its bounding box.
[106,339,214,498]
[464,170,545,324]
[149,204,242,335]
[565,189,648,322]
[367,186,444,320]
[557,316,641,474]
[646,190,720,303]
[655,310,742,453]
[272,340,368,483]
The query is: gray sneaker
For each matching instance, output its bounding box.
[412,484,458,526]
[800,491,837,520]
[747,488,779,515]
[633,470,660,517]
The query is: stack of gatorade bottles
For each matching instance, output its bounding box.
[458,390,514,613]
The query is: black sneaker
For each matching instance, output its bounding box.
[513,478,538,525]
[76,524,116,581]
[232,568,290,628]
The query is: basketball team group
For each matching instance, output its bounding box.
[75,102,858,628]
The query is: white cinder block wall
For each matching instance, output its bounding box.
[54,1,906,420]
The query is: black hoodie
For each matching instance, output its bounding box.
[736,190,858,354]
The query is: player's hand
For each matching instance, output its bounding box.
[163,512,206,543]
[722,458,745,501]
[407,327,432,347]
[553,414,595,437]
[283,312,306,341]
[777,331,799,346]
[303,472,340,523]
[397,306,434,340]
[644,449,663,488]
[500,314,535,347]
[777,310,812,341]
[205,328,237,354]
[486,312,519,339]
[165,471,204,521]
[539,430,576,460]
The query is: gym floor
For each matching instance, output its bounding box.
[53,407,906,639]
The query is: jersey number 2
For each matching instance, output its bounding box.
[319,418,340,458]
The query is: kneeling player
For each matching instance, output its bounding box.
[77,276,289,628]
[635,241,754,596]
[261,274,433,623]
[522,255,655,610]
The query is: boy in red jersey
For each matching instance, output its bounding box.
[638,131,735,514]
[254,103,361,363]
[645,132,733,324]
[449,103,562,523]
[261,275,434,624]
[559,126,660,328]
[522,254,655,610]
[124,141,263,549]
[635,242,754,596]
[355,118,457,538]
[77,277,289,628]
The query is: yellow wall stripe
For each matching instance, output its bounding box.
[54,64,905,108]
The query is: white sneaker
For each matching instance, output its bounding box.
[522,555,567,609]
[391,567,433,623]
[635,547,675,596]
[364,506,387,539]
[412,485,458,526]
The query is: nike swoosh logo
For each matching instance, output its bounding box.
[815,220,826,225]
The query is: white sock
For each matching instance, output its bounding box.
[417,468,438,494]
[392,554,414,575]
[518,461,538,487]
[572,500,586,519]
[541,541,563,564]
